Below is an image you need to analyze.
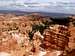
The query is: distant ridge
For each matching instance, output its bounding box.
[0,10,73,17]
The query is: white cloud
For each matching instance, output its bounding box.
[0,0,75,14]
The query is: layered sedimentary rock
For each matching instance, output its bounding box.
[41,25,70,51]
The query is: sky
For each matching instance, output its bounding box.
[0,0,75,14]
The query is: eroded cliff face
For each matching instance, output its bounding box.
[0,14,75,56]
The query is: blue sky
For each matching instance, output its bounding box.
[0,0,75,14]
